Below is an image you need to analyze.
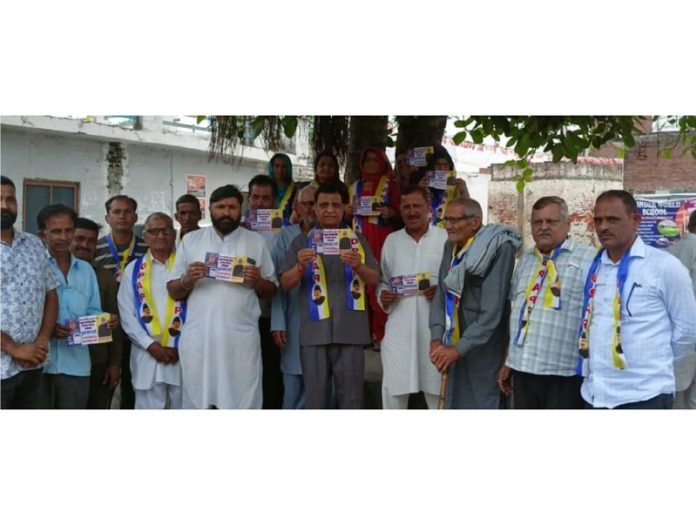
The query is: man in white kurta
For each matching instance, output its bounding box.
[376,185,447,409]
[167,185,278,409]
[118,213,182,409]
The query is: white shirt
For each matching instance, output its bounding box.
[170,226,277,409]
[376,225,447,396]
[582,237,696,408]
[118,254,181,389]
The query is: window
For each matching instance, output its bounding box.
[23,179,80,235]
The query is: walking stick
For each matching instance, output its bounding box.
[438,369,448,409]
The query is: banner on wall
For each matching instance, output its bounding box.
[186,174,207,198]
[635,194,696,249]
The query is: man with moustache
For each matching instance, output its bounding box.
[174,194,202,246]
[497,196,595,409]
[70,217,123,409]
[1,176,59,409]
[168,184,277,409]
[271,185,317,408]
[580,190,696,409]
[377,185,446,409]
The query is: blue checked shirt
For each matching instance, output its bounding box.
[1,230,61,380]
[506,238,596,376]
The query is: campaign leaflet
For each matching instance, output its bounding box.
[247,209,283,233]
[204,252,254,283]
[389,272,431,296]
[424,170,457,190]
[66,313,112,346]
[408,146,434,167]
[355,195,381,217]
[309,229,354,255]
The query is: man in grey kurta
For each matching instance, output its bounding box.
[429,198,519,409]
[279,181,380,409]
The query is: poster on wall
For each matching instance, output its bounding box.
[636,195,696,249]
[186,174,207,198]
[198,198,206,220]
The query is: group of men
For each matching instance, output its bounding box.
[2,170,696,410]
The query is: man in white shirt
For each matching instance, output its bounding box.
[581,190,696,409]
[377,185,446,409]
[118,213,182,409]
[167,185,277,409]
[667,209,696,409]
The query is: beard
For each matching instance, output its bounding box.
[212,215,240,235]
[1,211,17,230]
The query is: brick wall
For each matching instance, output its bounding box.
[488,160,623,250]
[623,133,696,193]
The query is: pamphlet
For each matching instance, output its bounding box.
[66,313,113,346]
[389,272,431,296]
[425,170,457,190]
[355,195,381,217]
[247,209,283,233]
[310,229,355,255]
[204,252,254,283]
[408,146,434,167]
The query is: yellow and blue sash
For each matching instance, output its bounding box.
[350,176,390,233]
[106,233,138,282]
[132,251,187,348]
[444,237,474,345]
[277,180,296,226]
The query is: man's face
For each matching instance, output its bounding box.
[71,227,98,261]
[444,203,481,246]
[105,198,137,234]
[400,191,429,234]
[1,183,18,230]
[210,196,242,235]
[143,217,175,253]
[296,189,317,226]
[593,196,640,257]
[531,203,570,254]
[41,214,75,256]
[174,202,201,233]
[315,192,344,229]
[249,184,275,210]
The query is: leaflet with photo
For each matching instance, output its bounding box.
[310,229,354,255]
[425,170,457,190]
[355,196,381,216]
[247,209,283,233]
[66,313,113,346]
[408,146,434,167]
[389,272,431,296]
[204,252,251,283]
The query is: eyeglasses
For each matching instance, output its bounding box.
[443,215,472,224]
[145,227,175,237]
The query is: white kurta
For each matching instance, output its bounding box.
[118,255,182,390]
[171,226,277,409]
[376,225,447,397]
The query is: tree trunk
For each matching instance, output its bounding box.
[394,116,448,154]
[344,116,389,185]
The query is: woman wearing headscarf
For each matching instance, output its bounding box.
[268,153,297,226]
[410,144,469,228]
[347,146,401,344]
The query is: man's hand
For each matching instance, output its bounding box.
[272,330,287,350]
[163,346,179,364]
[243,265,261,286]
[103,364,121,390]
[430,341,460,374]
[53,323,71,339]
[379,290,398,307]
[184,262,207,287]
[340,250,362,270]
[378,206,397,221]
[147,342,172,364]
[497,364,512,396]
[107,313,120,329]
[296,248,316,272]
[13,343,48,368]
[343,204,354,221]
[423,285,438,302]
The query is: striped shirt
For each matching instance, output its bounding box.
[506,238,596,376]
[94,233,147,283]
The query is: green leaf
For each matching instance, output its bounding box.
[504,159,516,168]
[506,136,517,147]
[250,117,266,138]
[662,149,672,160]
[453,131,467,144]
[516,180,525,193]
[453,120,467,128]
[516,159,528,169]
[470,129,484,144]
[522,168,533,182]
[623,134,636,148]
[280,116,298,138]
[618,148,626,159]
[196,115,207,124]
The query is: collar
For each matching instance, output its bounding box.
[48,252,80,270]
[600,236,646,266]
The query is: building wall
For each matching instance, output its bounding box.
[488,160,623,250]
[1,127,275,231]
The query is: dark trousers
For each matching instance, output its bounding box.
[1,369,43,409]
[87,361,114,409]
[300,344,364,409]
[512,370,584,409]
[586,393,674,410]
[41,373,90,409]
[119,340,135,409]
[259,316,283,409]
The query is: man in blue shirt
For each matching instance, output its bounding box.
[1,176,59,409]
[38,204,102,409]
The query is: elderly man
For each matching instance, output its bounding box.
[668,210,696,409]
[39,204,102,409]
[174,194,202,246]
[280,181,380,409]
[271,185,317,409]
[580,190,696,409]
[70,217,123,409]
[377,185,446,409]
[498,196,595,409]
[119,213,183,409]
[167,184,277,409]
[1,176,59,409]
[429,197,519,409]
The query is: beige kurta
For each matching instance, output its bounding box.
[171,226,277,409]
